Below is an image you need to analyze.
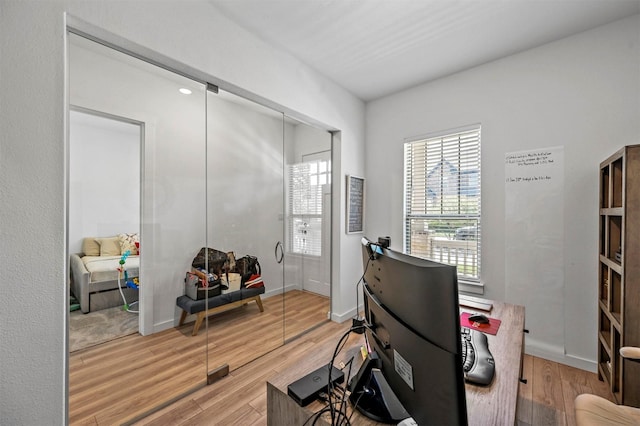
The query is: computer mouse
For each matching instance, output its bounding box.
[468,313,490,324]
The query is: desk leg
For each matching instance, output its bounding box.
[519,328,528,383]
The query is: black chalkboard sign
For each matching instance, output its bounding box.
[346,175,364,234]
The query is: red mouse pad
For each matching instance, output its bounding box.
[460,312,501,335]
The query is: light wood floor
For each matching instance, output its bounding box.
[71,294,614,425]
[135,329,615,426]
[517,352,615,426]
[69,290,329,425]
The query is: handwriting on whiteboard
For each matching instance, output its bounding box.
[505,150,559,185]
[506,176,551,183]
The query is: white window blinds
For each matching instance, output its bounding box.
[404,127,481,282]
[287,160,330,256]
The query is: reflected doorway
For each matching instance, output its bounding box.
[68,109,141,352]
[67,31,210,425]
[283,120,332,341]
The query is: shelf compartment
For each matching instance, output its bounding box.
[599,341,612,384]
[612,157,623,208]
[611,270,622,323]
[600,309,612,348]
[612,328,622,397]
[608,215,622,264]
[601,165,610,209]
[599,215,606,256]
[599,263,609,305]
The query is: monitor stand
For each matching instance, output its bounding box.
[349,352,410,423]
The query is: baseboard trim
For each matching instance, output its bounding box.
[331,306,360,323]
[264,283,300,298]
[525,340,597,372]
[153,318,175,334]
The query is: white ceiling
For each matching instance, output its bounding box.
[210,0,640,101]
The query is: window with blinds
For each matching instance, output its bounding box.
[287,160,331,256]
[404,127,481,282]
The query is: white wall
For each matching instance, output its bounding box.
[365,15,640,370]
[69,111,140,254]
[293,122,333,162]
[0,2,365,424]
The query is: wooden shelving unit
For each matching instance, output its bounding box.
[598,145,640,407]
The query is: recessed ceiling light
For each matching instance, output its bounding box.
[179,88,192,95]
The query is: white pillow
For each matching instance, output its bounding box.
[118,233,139,255]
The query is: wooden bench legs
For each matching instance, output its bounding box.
[178,295,264,336]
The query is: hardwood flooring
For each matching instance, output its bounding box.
[137,329,614,426]
[517,353,615,426]
[71,292,614,425]
[68,290,329,425]
[134,320,349,426]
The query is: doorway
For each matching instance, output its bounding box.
[68,108,142,352]
[283,121,333,341]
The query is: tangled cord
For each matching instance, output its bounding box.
[301,323,371,426]
[303,247,378,426]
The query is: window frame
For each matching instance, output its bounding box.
[287,157,331,256]
[403,125,482,286]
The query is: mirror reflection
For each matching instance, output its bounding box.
[68,33,208,424]
[283,118,333,341]
[67,33,333,424]
[201,89,286,372]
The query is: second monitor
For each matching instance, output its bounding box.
[352,237,468,425]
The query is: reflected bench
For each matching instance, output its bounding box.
[176,286,265,336]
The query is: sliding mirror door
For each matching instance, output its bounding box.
[204,89,285,374]
[67,33,208,424]
[68,30,334,424]
[283,118,332,341]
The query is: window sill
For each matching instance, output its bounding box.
[458,280,484,295]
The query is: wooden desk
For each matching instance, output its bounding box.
[267,299,525,426]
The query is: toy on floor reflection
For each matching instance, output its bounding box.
[117,250,139,313]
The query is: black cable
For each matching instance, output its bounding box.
[327,326,364,425]
[328,329,353,423]
[308,405,351,426]
[303,321,374,426]
[346,387,370,425]
[303,318,371,425]
[302,406,329,426]
[354,255,372,323]
[336,356,355,425]
[303,402,352,426]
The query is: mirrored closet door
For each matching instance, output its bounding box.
[67,30,334,425]
[68,33,209,424]
[204,88,286,373]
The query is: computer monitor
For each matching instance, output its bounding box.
[350,237,467,425]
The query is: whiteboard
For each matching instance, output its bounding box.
[505,146,565,355]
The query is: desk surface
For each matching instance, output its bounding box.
[267,299,525,426]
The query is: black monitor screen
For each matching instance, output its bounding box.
[357,237,467,425]
[361,238,461,354]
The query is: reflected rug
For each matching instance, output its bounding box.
[69,305,138,352]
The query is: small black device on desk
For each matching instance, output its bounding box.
[287,364,345,407]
